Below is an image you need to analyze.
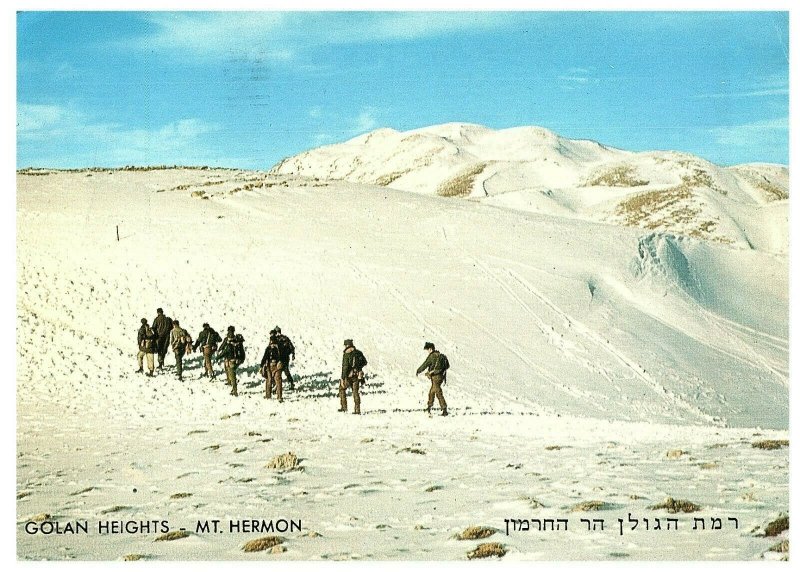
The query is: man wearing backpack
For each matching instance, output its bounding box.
[273,326,296,390]
[136,318,157,377]
[193,323,221,379]
[339,339,367,415]
[260,334,284,402]
[217,326,244,396]
[416,342,449,416]
[152,308,173,370]
[169,319,191,382]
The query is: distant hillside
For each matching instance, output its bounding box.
[270,123,789,253]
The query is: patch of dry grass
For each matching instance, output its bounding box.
[648,497,701,513]
[753,440,788,450]
[242,536,285,552]
[436,162,488,198]
[585,165,648,187]
[467,542,506,559]
[374,171,408,186]
[155,530,190,542]
[123,554,147,561]
[397,447,426,455]
[570,500,611,512]
[169,493,192,499]
[456,526,497,540]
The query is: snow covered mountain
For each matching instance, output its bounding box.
[16,160,788,560]
[270,123,789,254]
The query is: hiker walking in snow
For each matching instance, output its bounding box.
[416,342,449,416]
[169,320,192,382]
[339,339,367,415]
[152,308,173,370]
[135,318,157,377]
[273,326,296,390]
[193,323,221,379]
[260,334,284,402]
[217,326,245,396]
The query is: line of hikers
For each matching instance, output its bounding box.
[136,308,450,416]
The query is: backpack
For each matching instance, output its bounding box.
[352,349,367,370]
[276,335,294,362]
[436,353,450,373]
[233,334,246,363]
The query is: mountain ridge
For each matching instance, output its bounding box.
[270,123,789,254]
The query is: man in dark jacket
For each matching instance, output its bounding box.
[217,326,244,396]
[260,334,284,402]
[152,308,173,370]
[136,318,157,377]
[274,326,296,390]
[193,323,221,379]
[339,339,366,415]
[416,342,449,416]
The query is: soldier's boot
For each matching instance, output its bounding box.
[352,410,360,415]
[441,409,449,417]
[424,407,431,414]
[135,368,143,373]
[145,372,154,377]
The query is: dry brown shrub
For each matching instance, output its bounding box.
[266,452,300,471]
[665,449,688,459]
[123,554,146,561]
[242,536,285,552]
[648,497,701,513]
[456,526,497,540]
[170,493,192,499]
[764,515,789,537]
[467,542,506,560]
[155,530,190,542]
[769,539,789,553]
[30,513,51,522]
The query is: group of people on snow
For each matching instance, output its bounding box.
[136,309,450,416]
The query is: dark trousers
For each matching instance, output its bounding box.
[282,360,294,388]
[339,375,361,413]
[156,336,170,366]
[174,348,185,379]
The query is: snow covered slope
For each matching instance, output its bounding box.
[270,124,789,254]
[16,168,788,560]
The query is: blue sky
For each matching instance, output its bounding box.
[17,11,789,169]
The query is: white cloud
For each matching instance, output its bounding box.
[692,88,788,99]
[18,103,220,166]
[352,107,378,134]
[312,133,334,146]
[558,67,596,88]
[133,12,515,61]
[710,117,788,148]
[17,104,67,132]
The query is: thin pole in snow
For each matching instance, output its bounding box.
[116,225,119,242]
